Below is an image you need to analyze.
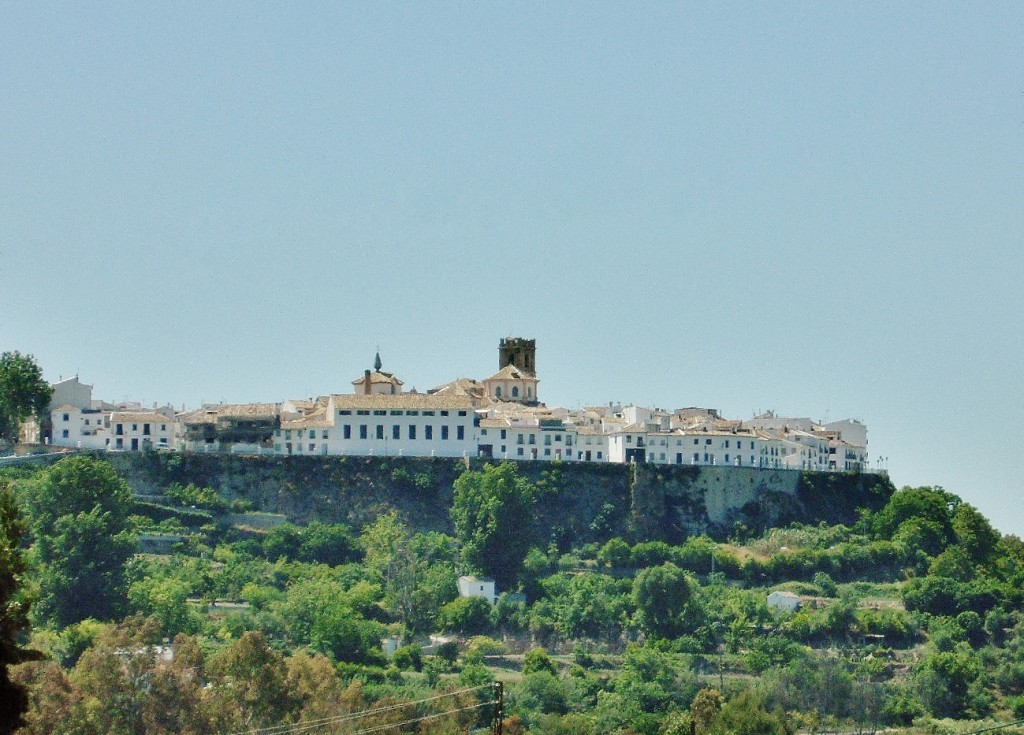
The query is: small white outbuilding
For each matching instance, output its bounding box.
[766,590,802,612]
[457,575,497,605]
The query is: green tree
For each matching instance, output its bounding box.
[952,503,1001,567]
[708,689,788,735]
[690,688,724,735]
[0,480,31,734]
[25,456,135,626]
[451,463,539,590]
[874,487,956,557]
[437,596,492,635]
[632,562,701,640]
[207,631,296,729]
[523,647,557,676]
[0,352,51,444]
[359,513,458,633]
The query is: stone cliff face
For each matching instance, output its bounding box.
[106,452,894,544]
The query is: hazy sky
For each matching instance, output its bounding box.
[3,4,1022,533]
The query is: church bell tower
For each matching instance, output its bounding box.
[498,337,536,377]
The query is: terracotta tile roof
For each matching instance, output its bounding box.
[328,394,476,411]
[110,411,172,424]
[180,403,281,424]
[281,408,333,429]
[428,378,487,399]
[483,365,537,382]
[352,371,404,386]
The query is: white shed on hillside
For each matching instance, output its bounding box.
[767,590,802,612]
[457,575,497,605]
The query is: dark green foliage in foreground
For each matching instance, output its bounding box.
[23,456,136,627]
[0,480,30,735]
[0,351,51,445]
[452,462,541,589]
[10,452,1024,734]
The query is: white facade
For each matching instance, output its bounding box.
[482,365,538,404]
[457,575,497,605]
[276,393,480,459]
[51,404,110,450]
[108,412,175,451]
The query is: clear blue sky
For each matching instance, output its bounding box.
[3,4,1022,532]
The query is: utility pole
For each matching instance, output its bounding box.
[491,681,504,735]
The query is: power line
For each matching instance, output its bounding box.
[348,700,497,735]
[961,719,1024,735]
[224,684,496,735]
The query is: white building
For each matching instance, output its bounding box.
[108,411,175,451]
[276,392,480,458]
[767,590,802,612]
[457,575,497,605]
[51,404,110,450]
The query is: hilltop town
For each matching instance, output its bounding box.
[37,337,871,474]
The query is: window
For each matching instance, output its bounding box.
[544,435,551,446]
[456,426,464,440]
[693,439,698,445]
[597,452,603,460]
[458,411,467,416]
[309,430,315,439]
[406,411,419,416]
[517,447,524,456]
[373,410,386,416]
[495,386,502,398]
[322,430,328,439]
[528,434,535,445]
[161,424,167,431]
[511,386,519,398]
[62,429,69,438]
[339,410,351,416]
[357,410,369,416]
[500,429,507,440]
[724,440,730,448]
[544,448,550,456]
[725,454,730,464]
[376,425,384,439]
[423,411,435,416]
[62,413,69,421]
[481,429,487,436]
[309,443,315,452]
[286,430,292,440]
[705,439,712,445]
[132,424,138,431]
[693,453,700,463]
[441,425,449,440]
[409,425,416,440]
[359,425,367,439]
[343,425,351,439]
[425,425,433,440]
[393,425,400,440]
[441,411,449,416]
[390,411,402,416]
[627,436,632,444]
